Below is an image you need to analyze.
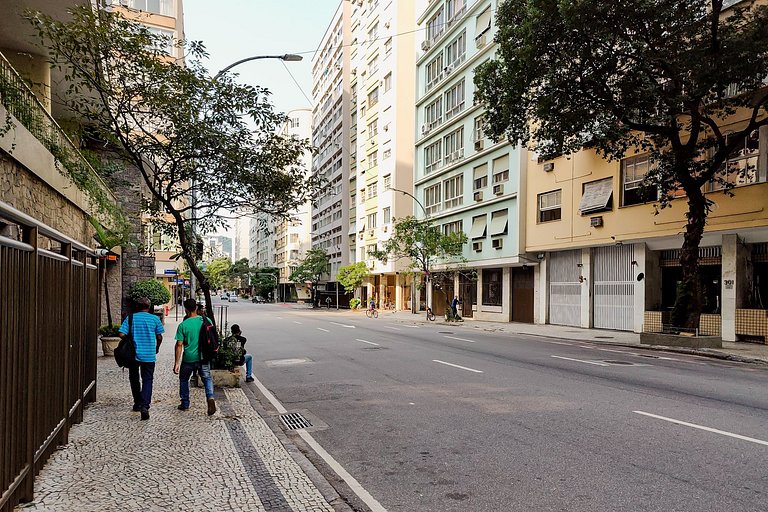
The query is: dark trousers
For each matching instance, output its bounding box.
[129,362,156,409]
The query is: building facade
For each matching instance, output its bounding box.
[310,1,353,289]
[414,0,530,321]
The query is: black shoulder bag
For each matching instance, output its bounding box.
[114,314,137,368]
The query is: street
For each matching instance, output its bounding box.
[223,301,768,512]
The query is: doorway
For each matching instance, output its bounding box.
[511,266,534,323]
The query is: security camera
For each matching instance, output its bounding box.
[95,248,109,257]
[536,253,545,260]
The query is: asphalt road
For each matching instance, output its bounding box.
[221,300,768,512]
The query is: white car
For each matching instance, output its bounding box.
[228,295,239,302]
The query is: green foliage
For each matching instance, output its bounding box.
[229,258,251,287]
[289,249,329,285]
[252,266,279,296]
[336,262,369,292]
[349,298,361,310]
[369,216,467,274]
[212,335,243,370]
[474,0,768,328]
[27,6,319,322]
[204,257,232,290]
[98,324,121,337]
[127,279,171,307]
[88,216,130,250]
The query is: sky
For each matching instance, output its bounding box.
[182,1,339,239]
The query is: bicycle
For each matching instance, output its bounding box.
[426,307,435,321]
[366,308,379,319]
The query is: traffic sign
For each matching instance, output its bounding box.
[164,269,178,275]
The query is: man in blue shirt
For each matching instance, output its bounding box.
[119,296,164,421]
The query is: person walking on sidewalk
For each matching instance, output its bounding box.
[173,298,216,415]
[118,296,164,421]
[230,324,253,383]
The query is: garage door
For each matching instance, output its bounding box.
[593,245,634,331]
[548,250,582,327]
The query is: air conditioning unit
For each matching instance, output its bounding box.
[473,191,483,202]
[472,241,483,252]
[361,69,367,76]
[493,184,504,195]
[590,216,604,228]
[421,125,430,136]
[351,68,357,75]
[384,21,390,29]
[444,65,454,75]
[359,233,364,240]
[492,238,503,249]
[383,225,388,233]
[474,140,484,151]
[543,162,555,172]
[475,34,487,49]
[421,40,432,52]
[369,229,374,237]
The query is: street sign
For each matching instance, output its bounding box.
[174,278,184,283]
[164,269,178,275]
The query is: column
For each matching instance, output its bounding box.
[721,234,749,341]
[580,247,592,328]
[534,256,548,325]
[503,267,512,321]
[632,243,646,333]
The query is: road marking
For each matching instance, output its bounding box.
[633,411,768,447]
[317,327,330,332]
[382,326,401,331]
[250,375,387,511]
[444,335,475,343]
[330,322,356,329]
[276,316,284,319]
[355,339,380,346]
[540,340,573,346]
[402,325,420,329]
[292,321,302,324]
[551,355,610,366]
[433,359,484,373]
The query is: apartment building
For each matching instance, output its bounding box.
[250,212,274,269]
[233,216,250,262]
[414,0,530,321]
[348,0,416,310]
[310,2,353,289]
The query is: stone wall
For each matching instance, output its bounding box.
[0,152,91,245]
[100,261,122,327]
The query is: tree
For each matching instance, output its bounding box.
[204,257,232,290]
[475,0,768,329]
[336,262,370,294]
[289,249,329,307]
[127,278,171,307]
[369,216,467,307]
[89,216,130,328]
[251,266,279,298]
[28,6,317,322]
[228,258,251,289]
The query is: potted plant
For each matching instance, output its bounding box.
[210,333,242,387]
[99,324,122,356]
[127,279,171,322]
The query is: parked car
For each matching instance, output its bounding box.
[228,295,239,302]
[252,295,266,303]
[220,293,228,300]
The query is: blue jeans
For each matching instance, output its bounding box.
[129,362,155,409]
[243,353,253,379]
[179,361,213,407]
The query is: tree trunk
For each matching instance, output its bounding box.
[104,265,113,327]
[671,187,708,330]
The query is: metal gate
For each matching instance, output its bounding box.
[548,250,582,327]
[593,245,635,331]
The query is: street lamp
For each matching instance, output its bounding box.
[390,187,431,314]
[214,54,303,80]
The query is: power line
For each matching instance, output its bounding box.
[281,61,313,106]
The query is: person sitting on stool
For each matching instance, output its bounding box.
[231,324,253,383]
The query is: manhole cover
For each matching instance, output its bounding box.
[280,412,313,430]
[595,336,614,339]
[603,360,634,365]
[439,331,454,334]
[265,358,312,367]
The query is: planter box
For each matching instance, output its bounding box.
[211,367,241,388]
[101,336,120,356]
[640,332,722,349]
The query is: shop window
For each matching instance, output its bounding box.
[482,268,503,306]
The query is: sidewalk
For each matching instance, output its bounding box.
[16,317,342,512]
[384,310,768,365]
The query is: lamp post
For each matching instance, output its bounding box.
[390,188,431,314]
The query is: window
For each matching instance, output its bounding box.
[482,268,503,306]
[425,98,443,128]
[490,209,508,236]
[360,104,367,117]
[426,54,444,90]
[475,7,492,39]
[443,220,463,235]
[444,80,465,120]
[706,129,763,191]
[445,31,467,68]
[425,140,443,174]
[383,174,391,190]
[473,115,486,143]
[579,178,613,214]
[426,8,445,42]
[367,151,378,169]
[289,117,300,128]
[360,188,366,202]
[383,207,391,224]
[538,190,562,223]
[367,182,378,197]
[368,23,379,42]
[473,163,488,190]
[360,246,366,260]
[368,55,379,75]
[446,0,467,23]
[384,38,392,54]
[367,212,377,229]
[367,244,377,259]
[425,183,442,215]
[290,233,299,243]
[383,149,392,159]
[145,26,175,54]
[368,87,379,108]
[128,0,175,16]
[443,127,464,164]
[492,155,509,183]
[368,120,378,138]
[622,154,659,206]
[443,174,464,209]
[383,72,392,92]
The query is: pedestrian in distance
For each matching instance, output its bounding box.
[118,296,164,421]
[451,296,460,319]
[174,298,216,415]
[230,324,253,383]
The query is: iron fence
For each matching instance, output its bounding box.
[0,200,99,512]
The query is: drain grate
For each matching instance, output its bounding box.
[280,412,313,430]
